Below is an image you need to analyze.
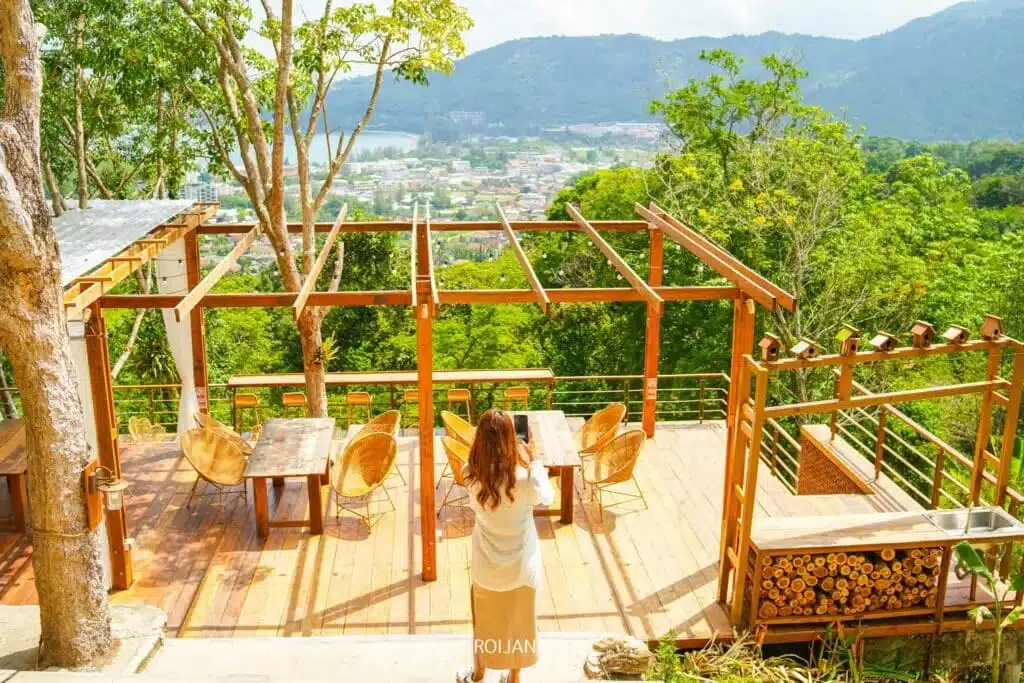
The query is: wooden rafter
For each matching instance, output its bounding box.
[99,285,740,310]
[763,337,1018,372]
[62,203,217,319]
[292,202,348,320]
[497,203,549,314]
[199,220,654,235]
[424,204,440,315]
[649,202,797,312]
[634,203,791,313]
[410,203,418,308]
[566,204,663,314]
[173,226,259,322]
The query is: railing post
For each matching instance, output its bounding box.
[931,447,945,509]
[623,379,631,422]
[388,385,396,410]
[698,379,705,424]
[148,389,156,425]
[770,424,779,476]
[874,406,887,480]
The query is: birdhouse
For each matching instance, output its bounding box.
[942,325,970,344]
[869,332,899,352]
[980,315,1003,341]
[910,321,935,349]
[791,338,823,360]
[759,333,782,362]
[835,324,861,356]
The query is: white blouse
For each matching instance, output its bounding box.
[466,459,555,592]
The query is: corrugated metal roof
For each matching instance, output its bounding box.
[53,199,193,287]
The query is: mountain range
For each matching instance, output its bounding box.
[324,0,1024,142]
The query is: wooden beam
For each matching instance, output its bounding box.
[762,338,1018,372]
[566,203,663,314]
[763,380,1008,420]
[497,203,549,314]
[437,286,740,306]
[100,290,412,309]
[649,203,797,312]
[198,220,652,235]
[62,202,216,319]
[641,223,664,436]
[414,204,436,582]
[410,203,418,309]
[293,202,348,320]
[184,231,209,415]
[635,203,780,312]
[173,226,259,322]
[424,204,440,316]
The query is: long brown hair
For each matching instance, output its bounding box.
[465,409,521,510]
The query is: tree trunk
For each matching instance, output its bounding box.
[0,0,112,667]
[297,310,328,417]
[41,150,64,216]
[73,14,88,209]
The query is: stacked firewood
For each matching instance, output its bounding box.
[756,547,943,620]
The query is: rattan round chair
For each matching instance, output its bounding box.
[180,428,248,509]
[575,403,626,456]
[350,410,404,484]
[128,416,166,444]
[329,431,397,530]
[440,410,475,447]
[438,436,471,518]
[194,411,254,456]
[581,430,648,520]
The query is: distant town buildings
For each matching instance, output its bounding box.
[183,183,218,202]
[446,110,486,126]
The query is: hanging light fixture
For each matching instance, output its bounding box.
[87,465,131,511]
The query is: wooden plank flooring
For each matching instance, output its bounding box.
[0,421,925,645]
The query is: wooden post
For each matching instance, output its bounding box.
[415,222,437,582]
[641,225,664,437]
[84,302,133,590]
[971,347,1003,504]
[730,361,769,625]
[831,363,853,440]
[931,447,946,509]
[725,296,756,461]
[184,230,209,414]
[718,355,753,603]
[995,346,1024,506]
[874,407,887,479]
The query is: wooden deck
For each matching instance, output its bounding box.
[0,421,927,645]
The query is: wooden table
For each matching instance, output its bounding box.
[514,410,580,524]
[0,419,28,533]
[244,418,335,537]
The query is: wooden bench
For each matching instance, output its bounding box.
[0,419,28,533]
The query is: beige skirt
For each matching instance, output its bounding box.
[471,583,539,670]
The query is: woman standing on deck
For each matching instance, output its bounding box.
[457,409,554,683]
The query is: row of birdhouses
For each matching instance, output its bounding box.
[758,314,1005,362]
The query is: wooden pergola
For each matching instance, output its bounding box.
[79,199,796,584]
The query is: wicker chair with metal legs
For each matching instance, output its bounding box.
[129,416,165,444]
[576,403,627,458]
[350,410,404,484]
[194,412,254,456]
[329,432,397,530]
[581,430,648,520]
[437,436,471,518]
[440,410,475,481]
[180,428,249,510]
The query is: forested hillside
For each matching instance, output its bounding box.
[325,0,1024,141]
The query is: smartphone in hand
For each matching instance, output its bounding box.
[513,414,530,443]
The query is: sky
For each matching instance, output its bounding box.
[440,0,965,53]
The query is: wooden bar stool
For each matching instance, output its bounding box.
[504,386,530,410]
[282,392,308,418]
[446,388,472,421]
[234,393,260,432]
[402,390,419,427]
[347,391,372,427]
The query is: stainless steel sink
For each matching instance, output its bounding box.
[924,507,1023,536]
